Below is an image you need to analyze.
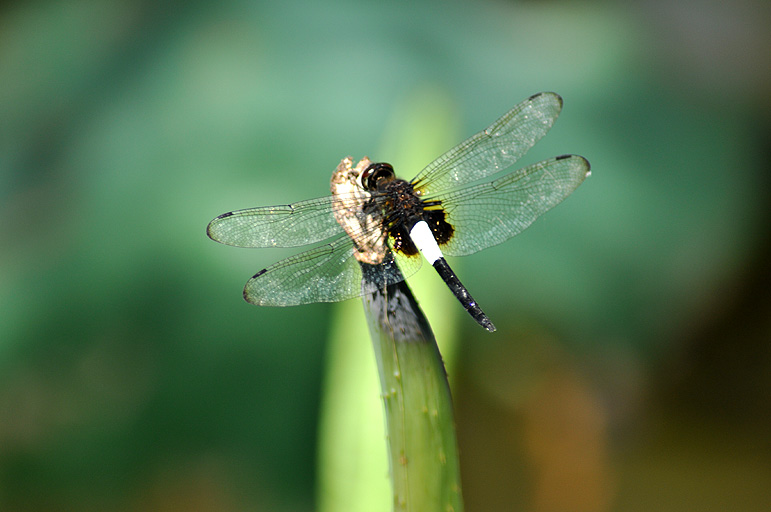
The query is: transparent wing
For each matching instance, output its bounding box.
[207,195,342,248]
[412,92,563,196]
[438,155,590,257]
[244,235,363,306]
[243,234,424,306]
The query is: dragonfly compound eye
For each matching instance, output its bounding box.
[361,162,395,191]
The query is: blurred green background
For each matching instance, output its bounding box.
[2,0,769,510]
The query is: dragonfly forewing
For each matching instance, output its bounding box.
[207,195,343,248]
[412,92,564,196]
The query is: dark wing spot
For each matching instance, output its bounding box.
[207,211,235,237]
[528,92,542,101]
[556,154,572,161]
[424,208,454,246]
[252,269,267,278]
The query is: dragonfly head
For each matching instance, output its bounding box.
[360,162,395,192]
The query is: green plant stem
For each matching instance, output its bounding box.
[361,273,463,512]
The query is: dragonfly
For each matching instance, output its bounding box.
[207,92,590,332]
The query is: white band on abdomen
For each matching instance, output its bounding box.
[409,220,444,265]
